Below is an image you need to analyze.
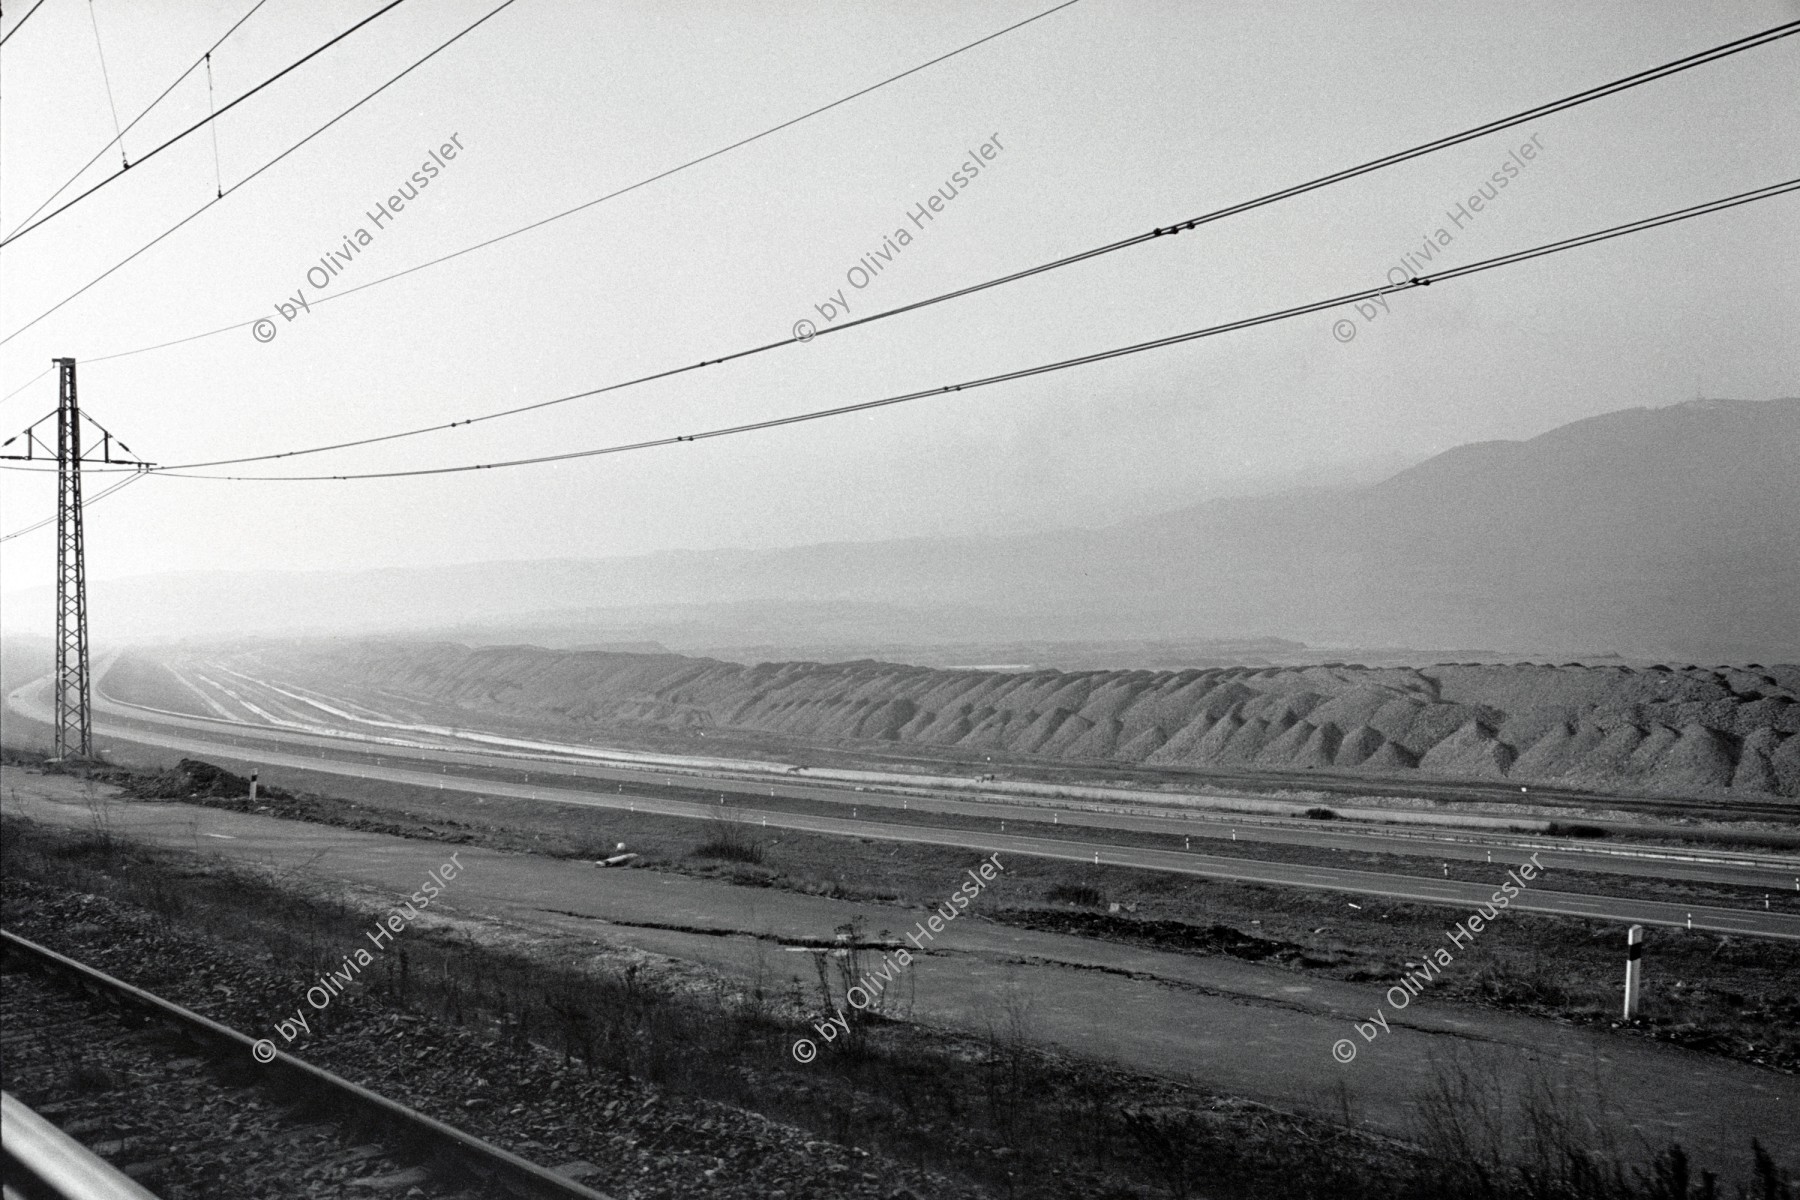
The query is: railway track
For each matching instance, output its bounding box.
[0,930,615,1200]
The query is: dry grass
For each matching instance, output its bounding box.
[4,814,1792,1199]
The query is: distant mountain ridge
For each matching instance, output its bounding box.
[9,397,1797,662]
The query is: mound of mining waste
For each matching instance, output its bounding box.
[147,644,1800,800]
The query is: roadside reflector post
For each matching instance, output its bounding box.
[1623,924,1644,1020]
[249,772,258,801]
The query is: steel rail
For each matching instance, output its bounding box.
[1,1092,161,1200]
[0,930,616,1200]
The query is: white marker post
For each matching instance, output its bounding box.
[1623,924,1644,1019]
[249,772,258,801]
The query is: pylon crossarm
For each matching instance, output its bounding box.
[0,409,64,460]
[79,413,148,464]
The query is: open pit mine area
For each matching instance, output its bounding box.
[104,642,1800,805]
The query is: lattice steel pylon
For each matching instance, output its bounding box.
[53,359,91,759]
[1,358,152,761]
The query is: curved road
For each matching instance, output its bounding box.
[11,676,1799,940]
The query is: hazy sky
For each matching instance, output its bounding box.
[1,0,1796,602]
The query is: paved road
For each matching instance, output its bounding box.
[152,654,1800,822]
[13,680,1800,940]
[81,663,1800,879]
[5,768,1795,1180]
[91,665,1800,874]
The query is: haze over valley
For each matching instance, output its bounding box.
[9,396,1797,666]
[3,6,1797,1197]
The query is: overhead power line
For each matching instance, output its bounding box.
[206,53,225,198]
[2,0,410,248]
[3,0,270,240]
[83,16,1800,474]
[84,0,127,167]
[3,180,1792,544]
[0,469,147,543]
[0,0,50,49]
[13,0,1086,369]
[0,365,54,406]
[0,0,519,349]
[124,178,1792,483]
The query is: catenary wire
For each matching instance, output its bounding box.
[3,0,270,239]
[0,0,411,247]
[0,0,519,349]
[132,178,1794,483]
[94,17,1800,473]
[34,0,1084,370]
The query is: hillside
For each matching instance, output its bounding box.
[171,641,1800,799]
[8,398,1798,661]
[0,635,50,699]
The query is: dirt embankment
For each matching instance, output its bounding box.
[126,644,1800,799]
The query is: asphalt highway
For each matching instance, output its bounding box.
[69,664,1800,887]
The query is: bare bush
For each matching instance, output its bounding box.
[1047,881,1106,907]
[692,807,764,863]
